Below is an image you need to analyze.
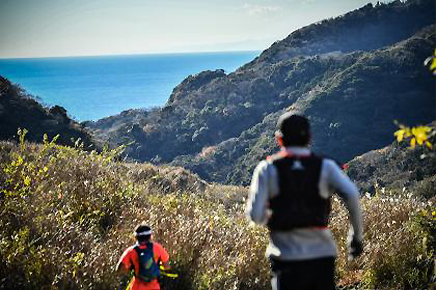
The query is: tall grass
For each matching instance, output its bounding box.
[0,134,434,289]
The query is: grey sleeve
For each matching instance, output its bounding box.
[246,160,277,225]
[323,159,363,241]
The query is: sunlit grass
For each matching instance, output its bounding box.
[0,136,434,289]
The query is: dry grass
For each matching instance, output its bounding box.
[0,138,434,289]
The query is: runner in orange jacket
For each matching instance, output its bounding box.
[116,225,170,290]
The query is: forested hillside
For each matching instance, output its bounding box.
[84,0,436,185]
[0,76,95,148]
[347,121,436,198]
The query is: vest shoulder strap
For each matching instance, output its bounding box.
[133,242,154,256]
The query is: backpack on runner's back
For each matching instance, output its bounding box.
[134,242,161,282]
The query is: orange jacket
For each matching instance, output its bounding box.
[118,242,169,290]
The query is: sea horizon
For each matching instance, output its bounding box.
[0,50,260,121]
[0,49,262,60]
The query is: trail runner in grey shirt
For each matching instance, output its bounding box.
[246,113,363,290]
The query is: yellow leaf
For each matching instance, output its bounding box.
[23,176,31,186]
[410,138,416,148]
[426,141,432,149]
[414,126,429,137]
[431,58,436,70]
[394,129,405,142]
[411,127,417,135]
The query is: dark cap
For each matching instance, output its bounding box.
[276,113,310,146]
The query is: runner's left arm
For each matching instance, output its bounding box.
[324,159,363,243]
[116,248,133,274]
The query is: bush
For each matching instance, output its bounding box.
[332,191,435,289]
[0,135,270,290]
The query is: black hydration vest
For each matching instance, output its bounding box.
[133,242,161,282]
[267,152,331,231]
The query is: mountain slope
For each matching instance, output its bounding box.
[0,77,95,148]
[346,121,436,198]
[244,0,435,69]
[85,0,436,185]
[214,25,436,185]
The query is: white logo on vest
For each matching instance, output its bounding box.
[291,160,305,170]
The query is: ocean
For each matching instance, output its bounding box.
[0,51,260,121]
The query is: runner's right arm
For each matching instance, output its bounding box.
[246,160,279,225]
[116,248,133,274]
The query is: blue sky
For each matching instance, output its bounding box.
[0,0,384,58]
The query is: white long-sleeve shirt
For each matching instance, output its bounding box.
[246,147,363,261]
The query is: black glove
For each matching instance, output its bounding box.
[348,238,363,260]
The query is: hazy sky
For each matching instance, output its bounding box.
[0,0,383,58]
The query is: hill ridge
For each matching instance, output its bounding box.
[0,76,96,148]
[25,0,436,185]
